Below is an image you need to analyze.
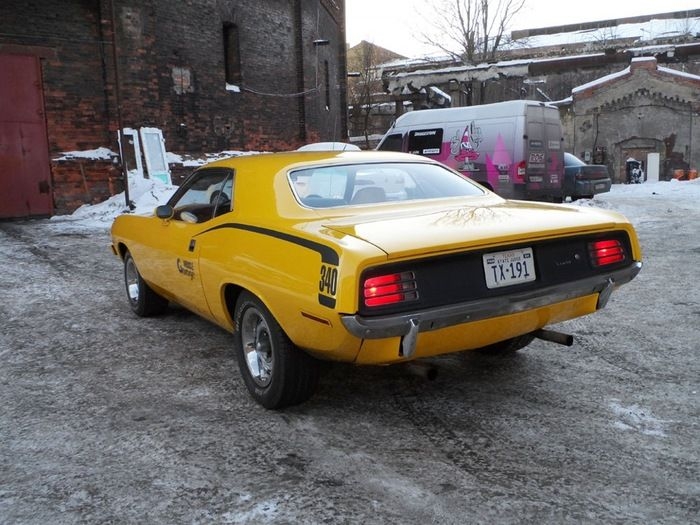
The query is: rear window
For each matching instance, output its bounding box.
[564,152,585,167]
[289,161,485,208]
[407,128,443,156]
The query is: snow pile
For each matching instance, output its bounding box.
[53,147,117,161]
[50,175,177,230]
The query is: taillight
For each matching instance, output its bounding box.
[588,239,626,267]
[363,271,418,307]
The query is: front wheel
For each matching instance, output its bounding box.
[233,292,320,409]
[123,251,169,317]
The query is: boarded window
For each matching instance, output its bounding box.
[223,23,242,85]
[324,60,330,110]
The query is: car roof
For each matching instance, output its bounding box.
[201,150,431,173]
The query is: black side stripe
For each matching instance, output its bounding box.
[318,294,336,309]
[199,223,340,266]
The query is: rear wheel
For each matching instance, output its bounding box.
[476,333,535,355]
[233,292,320,409]
[123,251,168,317]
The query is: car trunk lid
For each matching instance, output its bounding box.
[322,200,622,260]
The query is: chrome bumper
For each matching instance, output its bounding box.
[341,262,642,358]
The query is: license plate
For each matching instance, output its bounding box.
[483,247,536,289]
[595,183,606,190]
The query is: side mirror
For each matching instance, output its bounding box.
[155,204,174,219]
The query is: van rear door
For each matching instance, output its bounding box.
[524,105,564,201]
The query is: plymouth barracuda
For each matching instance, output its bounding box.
[111,151,642,408]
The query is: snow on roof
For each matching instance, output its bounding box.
[657,65,700,82]
[429,86,451,102]
[571,56,700,94]
[572,66,631,94]
[508,15,700,50]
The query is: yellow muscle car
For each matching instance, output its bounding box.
[111,151,642,409]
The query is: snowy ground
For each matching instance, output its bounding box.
[1,178,699,523]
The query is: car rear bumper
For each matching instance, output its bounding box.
[341,262,642,358]
[575,178,612,196]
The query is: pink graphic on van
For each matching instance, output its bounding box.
[454,123,481,163]
[491,134,511,169]
[485,154,500,189]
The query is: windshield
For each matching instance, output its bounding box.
[289,162,485,208]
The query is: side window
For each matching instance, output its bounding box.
[377,133,403,152]
[407,128,444,156]
[169,168,234,223]
[289,167,349,207]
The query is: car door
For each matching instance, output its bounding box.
[147,167,234,317]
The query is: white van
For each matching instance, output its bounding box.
[377,100,565,201]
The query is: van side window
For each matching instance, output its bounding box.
[377,133,403,152]
[408,128,444,156]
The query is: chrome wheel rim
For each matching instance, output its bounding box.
[240,307,273,388]
[125,258,140,305]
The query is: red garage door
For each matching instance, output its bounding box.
[0,54,52,218]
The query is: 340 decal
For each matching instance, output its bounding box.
[319,265,338,296]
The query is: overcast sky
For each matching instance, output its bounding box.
[345,0,700,57]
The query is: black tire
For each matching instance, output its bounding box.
[233,291,320,409]
[476,333,535,355]
[123,251,169,317]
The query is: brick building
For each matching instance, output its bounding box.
[0,0,347,217]
[560,57,700,183]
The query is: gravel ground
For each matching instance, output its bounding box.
[0,188,698,524]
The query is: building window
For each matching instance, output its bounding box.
[223,23,242,86]
[324,60,330,111]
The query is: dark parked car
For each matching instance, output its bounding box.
[564,153,612,200]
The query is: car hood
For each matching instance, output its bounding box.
[321,200,625,260]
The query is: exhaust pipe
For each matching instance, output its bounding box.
[534,329,574,347]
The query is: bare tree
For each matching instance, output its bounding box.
[347,42,377,149]
[421,0,527,64]
[347,41,403,149]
